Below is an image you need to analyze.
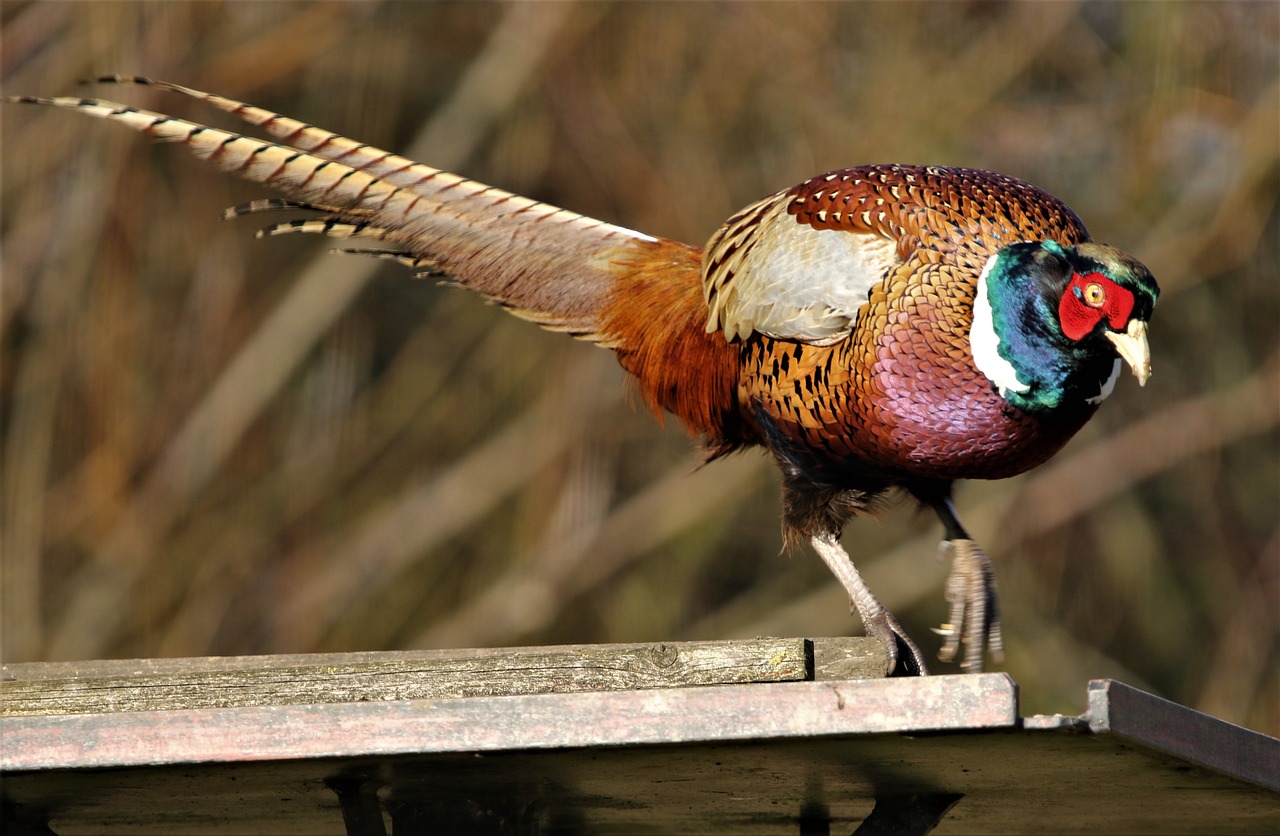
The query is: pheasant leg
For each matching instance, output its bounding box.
[811,531,929,677]
[934,538,1004,670]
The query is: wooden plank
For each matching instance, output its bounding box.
[3,677,1276,835]
[811,634,887,680]
[0,674,1018,771]
[9,734,1276,836]
[0,637,885,717]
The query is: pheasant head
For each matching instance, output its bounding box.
[969,239,1160,415]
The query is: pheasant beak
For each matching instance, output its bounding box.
[1105,319,1151,386]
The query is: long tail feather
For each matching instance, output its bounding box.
[223,198,336,217]
[11,89,653,334]
[6,84,744,446]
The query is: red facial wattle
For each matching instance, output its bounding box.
[1058,272,1135,341]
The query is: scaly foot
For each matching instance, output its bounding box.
[863,606,930,677]
[934,538,1004,671]
[810,531,929,677]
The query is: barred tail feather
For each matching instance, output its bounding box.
[6,83,744,446]
[10,87,656,336]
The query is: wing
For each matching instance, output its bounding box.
[702,165,1090,345]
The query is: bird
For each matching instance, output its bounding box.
[6,78,1159,675]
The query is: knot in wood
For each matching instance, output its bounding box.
[647,644,680,669]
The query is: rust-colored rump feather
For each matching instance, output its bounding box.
[601,241,746,453]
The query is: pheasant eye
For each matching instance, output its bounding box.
[1060,272,1130,341]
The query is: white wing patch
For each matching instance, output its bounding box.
[969,253,1031,397]
[703,196,899,345]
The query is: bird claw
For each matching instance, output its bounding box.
[858,604,930,677]
[935,539,1004,671]
[812,531,930,678]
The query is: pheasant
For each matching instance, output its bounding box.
[6,79,1159,675]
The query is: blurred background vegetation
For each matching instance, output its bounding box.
[1,1,1276,735]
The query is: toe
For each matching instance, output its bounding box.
[935,538,1002,672]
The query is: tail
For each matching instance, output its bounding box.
[6,78,744,448]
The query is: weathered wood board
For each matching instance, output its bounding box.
[1,639,1276,835]
[1,636,885,716]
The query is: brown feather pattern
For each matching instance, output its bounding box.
[738,166,1094,489]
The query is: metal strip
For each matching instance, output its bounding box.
[1085,679,1279,791]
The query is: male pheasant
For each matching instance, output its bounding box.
[7,79,1159,675]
